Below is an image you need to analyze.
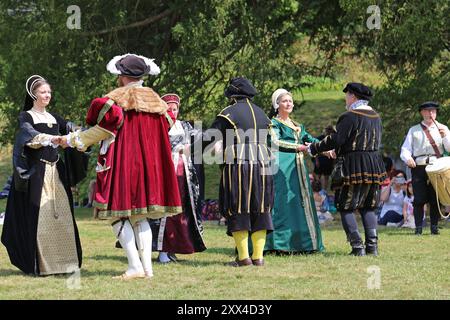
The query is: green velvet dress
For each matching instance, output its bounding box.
[265,117,325,253]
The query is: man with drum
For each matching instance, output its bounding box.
[400,102,450,235]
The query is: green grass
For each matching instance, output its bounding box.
[0,212,449,299]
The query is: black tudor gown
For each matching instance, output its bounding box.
[1,111,83,275]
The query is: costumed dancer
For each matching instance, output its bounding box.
[1,75,84,275]
[205,77,274,266]
[265,88,325,254]
[400,101,450,235]
[308,83,386,256]
[149,93,206,263]
[63,54,182,279]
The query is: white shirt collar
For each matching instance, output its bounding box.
[347,100,372,111]
[125,80,144,88]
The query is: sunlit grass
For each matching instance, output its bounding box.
[0,214,448,299]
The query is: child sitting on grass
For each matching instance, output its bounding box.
[312,180,333,224]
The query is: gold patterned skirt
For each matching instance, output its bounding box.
[36,163,79,275]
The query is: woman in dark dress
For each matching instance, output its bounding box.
[149,93,206,263]
[1,75,82,275]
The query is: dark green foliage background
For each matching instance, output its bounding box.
[0,0,448,153]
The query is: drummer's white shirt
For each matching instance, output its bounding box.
[400,121,450,164]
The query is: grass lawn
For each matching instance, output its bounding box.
[0,208,449,300]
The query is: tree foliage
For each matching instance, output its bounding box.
[0,0,448,156]
[0,0,320,144]
[318,0,450,152]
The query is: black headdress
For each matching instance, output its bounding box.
[23,75,46,111]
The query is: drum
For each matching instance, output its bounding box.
[425,157,450,207]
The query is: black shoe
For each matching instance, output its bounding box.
[228,257,252,267]
[350,247,366,256]
[349,231,366,256]
[115,240,122,248]
[252,259,264,266]
[168,253,178,262]
[365,229,378,256]
[415,227,423,235]
[430,225,440,235]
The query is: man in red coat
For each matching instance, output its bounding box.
[62,54,182,279]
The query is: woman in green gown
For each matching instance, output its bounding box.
[265,89,325,254]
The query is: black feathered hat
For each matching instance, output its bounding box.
[106,53,160,78]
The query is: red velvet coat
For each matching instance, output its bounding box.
[87,89,182,220]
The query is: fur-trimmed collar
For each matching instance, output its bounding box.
[106,86,168,114]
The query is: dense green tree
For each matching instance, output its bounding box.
[0,0,314,144]
[315,0,449,152]
[0,0,448,156]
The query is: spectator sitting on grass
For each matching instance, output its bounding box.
[378,172,407,226]
[312,179,333,224]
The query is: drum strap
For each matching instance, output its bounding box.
[420,123,442,158]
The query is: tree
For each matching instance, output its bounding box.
[313,0,450,153]
[0,0,313,144]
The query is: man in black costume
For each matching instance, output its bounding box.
[308,83,386,256]
[204,77,274,266]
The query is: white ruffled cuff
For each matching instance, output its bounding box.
[66,131,86,151]
[27,134,58,149]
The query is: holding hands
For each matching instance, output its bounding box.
[296,144,309,153]
[51,135,69,148]
[322,150,336,159]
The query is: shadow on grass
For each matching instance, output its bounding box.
[89,251,237,268]
[90,254,127,263]
[203,247,234,255]
[0,268,28,277]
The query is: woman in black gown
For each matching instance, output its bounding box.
[1,75,82,275]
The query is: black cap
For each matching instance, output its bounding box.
[224,77,258,99]
[418,101,440,112]
[115,55,151,78]
[343,82,373,100]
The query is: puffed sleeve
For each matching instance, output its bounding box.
[66,97,123,151]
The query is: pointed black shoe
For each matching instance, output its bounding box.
[365,228,378,256]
